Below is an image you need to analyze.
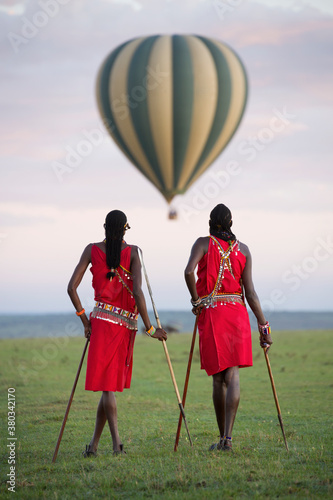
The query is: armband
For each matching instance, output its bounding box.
[145,326,156,337]
[191,297,201,307]
[258,322,271,335]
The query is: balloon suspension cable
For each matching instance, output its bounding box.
[138,249,192,446]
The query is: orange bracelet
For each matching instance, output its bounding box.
[76,308,85,316]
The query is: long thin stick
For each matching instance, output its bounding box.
[52,338,89,462]
[138,250,193,446]
[174,316,198,451]
[264,347,289,451]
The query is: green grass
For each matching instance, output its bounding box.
[1,330,332,499]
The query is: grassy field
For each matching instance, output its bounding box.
[1,329,332,499]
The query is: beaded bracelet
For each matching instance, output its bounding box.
[258,321,271,335]
[191,297,201,307]
[146,325,156,337]
[76,308,85,316]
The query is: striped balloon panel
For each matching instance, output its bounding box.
[96,35,247,202]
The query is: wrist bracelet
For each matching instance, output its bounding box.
[191,297,201,307]
[76,308,85,316]
[146,325,156,337]
[258,321,271,335]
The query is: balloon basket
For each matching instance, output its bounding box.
[168,208,178,220]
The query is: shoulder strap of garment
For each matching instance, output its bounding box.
[114,246,134,299]
[209,236,238,298]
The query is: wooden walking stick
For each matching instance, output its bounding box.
[174,316,198,451]
[52,338,89,462]
[138,250,193,446]
[263,347,289,451]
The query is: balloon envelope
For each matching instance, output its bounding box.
[96,35,248,203]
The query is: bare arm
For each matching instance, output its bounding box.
[240,244,266,324]
[67,244,92,338]
[240,242,272,348]
[184,237,209,313]
[130,246,167,341]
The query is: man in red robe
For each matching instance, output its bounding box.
[68,210,167,456]
[184,204,272,451]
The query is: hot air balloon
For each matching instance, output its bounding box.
[96,35,248,218]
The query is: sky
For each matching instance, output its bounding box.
[0,0,332,314]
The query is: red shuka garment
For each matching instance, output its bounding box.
[85,245,138,392]
[196,236,252,376]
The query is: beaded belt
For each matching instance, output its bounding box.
[201,293,245,308]
[91,301,138,330]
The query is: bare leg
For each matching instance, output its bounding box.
[212,372,226,439]
[212,367,240,442]
[88,391,122,452]
[88,394,107,452]
[224,367,240,438]
[101,391,121,452]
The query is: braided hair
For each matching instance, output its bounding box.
[104,210,128,280]
[209,204,236,242]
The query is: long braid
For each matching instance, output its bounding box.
[209,204,236,242]
[104,210,127,280]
